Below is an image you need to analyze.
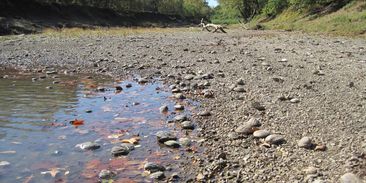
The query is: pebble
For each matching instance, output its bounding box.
[115,86,123,91]
[340,173,362,183]
[150,171,165,180]
[298,137,313,148]
[303,166,318,175]
[156,131,177,143]
[159,105,168,113]
[235,118,262,135]
[75,142,100,151]
[174,93,186,99]
[181,121,195,130]
[265,134,285,145]
[253,130,270,138]
[111,144,134,156]
[178,138,191,146]
[290,98,300,103]
[46,71,57,75]
[203,89,214,98]
[0,161,10,167]
[144,162,166,173]
[233,87,246,92]
[45,86,53,89]
[236,78,245,85]
[97,87,105,92]
[184,74,195,80]
[174,114,188,122]
[164,140,180,148]
[138,78,148,84]
[174,105,184,110]
[227,132,240,140]
[198,111,211,116]
[126,83,132,88]
[252,102,266,111]
[98,169,116,179]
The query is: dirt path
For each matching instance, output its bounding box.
[1,29,365,182]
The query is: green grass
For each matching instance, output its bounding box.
[248,1,366,37]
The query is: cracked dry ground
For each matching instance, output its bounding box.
[1,30,365,182]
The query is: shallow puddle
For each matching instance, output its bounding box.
[0,72,200,182]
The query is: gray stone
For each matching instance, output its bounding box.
[144,162,166,173]
[252,102,265,111]
[181,121,195,130]
[164,140,180,148]
[298,137,313,148]
[150,171,165,180]
[75,142,101,151]
[236,78,245,85]
[0,161,10,167]
[138,78,148,84]
[98,169,116,179]
[159,105,168,113]
[184,74,195,80]
[265,134,285,145]
[156,131,177,143]
[303,166,318,175]
[111,144,134,156]
[233,87,246,92]
[179,138,191,146]
[174,105,184,110]
[340,173,362,183]
[253,130,270,138]
[290,98,300,103]
[198,111,211,116]
[174,114,188,122]
[174,93,185,99]
[235,118,261,135]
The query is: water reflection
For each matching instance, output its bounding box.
[0,73,200,183]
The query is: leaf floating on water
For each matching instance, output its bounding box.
[41,167,64,177]
[0,150,16,154]
[22,174,34,183]
[121,137,140,145]
[70,119,84,126]
[108,134,124,139]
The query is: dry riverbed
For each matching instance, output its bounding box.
[0,29,366,182]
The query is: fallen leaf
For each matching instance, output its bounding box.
[41,167,63,177]
[70,119,84,126]
[315,144,327,151]
[108,134,124,139]
[121,137,140,145]
[22,174,34,183]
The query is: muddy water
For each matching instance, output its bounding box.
[0,72,200,183]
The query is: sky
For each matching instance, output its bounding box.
[207,0,218,7]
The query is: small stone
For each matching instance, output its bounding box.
[252,102,265,111]
[126,83,132,88]
[279,58,288,62]
[290,98,300,103]
[46,71,57,75]
[196,173,205,181]
[75,142,100,151]
[144,162,166,173]
[85,110,92,113]
[150,171,165,180]
[138,78,148,84]
[2,75,9,79]
[178,138,191,146]
[46,86,53,89]
[198,111,211,116]
[174,105,184,110]
[227,132,240,140]
[340,173,362,183]
[98,169,116,179]
[159,105,168,113]
[0,161,10,167]
[314,144,327,151]
[303,167,318,175]
[174,114,188,122]
[236,78,245,85]
[272,77,285,83]
[52,81,59,84]
[235,118,261,135]
[181,121,195,130]
[265,134,285,145]
[184,74,195,80]
[156,131,177,143]
[313,70,325,76]
[164,140,180,148]
[253,130,270,138]
[233,87,246,92]
[174,93,185,99]
[203,89,214,98]
[298,137,313,149]
[115,86,123,91]
[111,144,134,156]
[171,173,180,180]
[97,87,105,92]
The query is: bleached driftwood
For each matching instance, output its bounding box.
[199,18,226,33]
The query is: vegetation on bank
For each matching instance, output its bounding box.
[211,0,366,36]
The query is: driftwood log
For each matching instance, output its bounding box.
[199,18,226,33]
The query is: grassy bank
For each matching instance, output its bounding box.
[248,1,366,37]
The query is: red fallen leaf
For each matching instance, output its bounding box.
[70,119,84,126]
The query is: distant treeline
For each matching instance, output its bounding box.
[23,0,212,18]
[212,0,355,23]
